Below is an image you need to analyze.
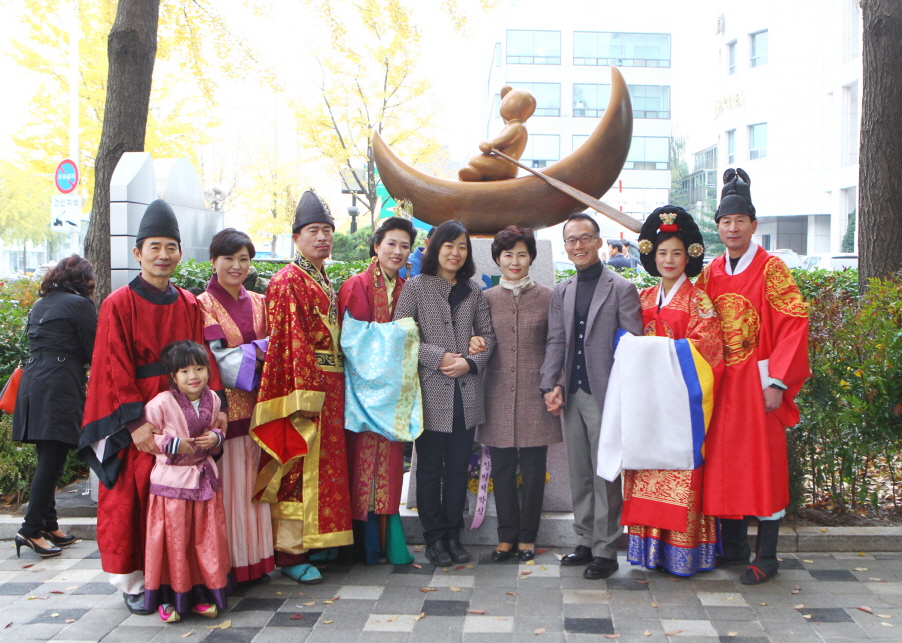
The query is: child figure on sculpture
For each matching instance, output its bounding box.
[143,340,231,622]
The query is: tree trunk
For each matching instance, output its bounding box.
[859,0,902,293]
[83,0,161,303]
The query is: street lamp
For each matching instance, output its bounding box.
[348,205,359,234]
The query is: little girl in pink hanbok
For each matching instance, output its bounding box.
[143,340,231,622]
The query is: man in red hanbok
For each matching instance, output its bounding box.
[695,169,810,584]
[80,200,226,613]
[250,190,353,585]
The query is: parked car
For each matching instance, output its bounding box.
[768,249,805,269]
[803,253,858,271]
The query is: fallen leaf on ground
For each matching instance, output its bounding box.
[303,601,316,606]
[22,564,34,569]
[330,595,340,601]
[466,609,486,614]
[870,578,884,582]
[276,592,282,595]
[665,630,683,635]
[506,592,517,596]
[466,564,474,569]
[802,614,812,619]
[289,614,302,620]
[792,585,802,594]
[493,617,509,621]
[882,622,894,627]
[297,592,305,596]
[540,566,546,570]
[859,551,866,556]
[604,634,621,639]
[323,620,333,624]
[854,567,868,571]
[418,588,436,593]
[455,565,465,570]
[536,548,551,554]
[49,591,65,594]
[443,567,449,573]
[26,596,47,600]
[534,627,545,635]
[802,559,814,563]
[644,630,652,636]
[794,604,804,609]
[858,606,874,614]
[668,577,680,582]
[412,564,422,569]
[50,613,59,618]
[525,560,536,566]
[878,614,893,619]
[821,528,828,532]
[760,602,767,606]
[415,612,425,621]
[386,615,398,622]
[3,624,10,629]
[322,600,334,604]
[635,580,650,584]
[449,586,461,592]
[180,631,194,638]
[413,546,424,552]
[520,570,532,576]
[727,632,738,637]
[554,553,564,561]
[651,601,658,608]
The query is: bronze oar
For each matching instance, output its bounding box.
[489,148,642,233]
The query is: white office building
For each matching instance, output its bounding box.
[482,1,674,233]
[707,0,862,254]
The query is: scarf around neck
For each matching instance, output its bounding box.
[500,274,534,297]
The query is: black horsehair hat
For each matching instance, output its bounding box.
[715,168,756,222]
[136,199,181,245]
[293,189,335,233]
[637,205,705,278]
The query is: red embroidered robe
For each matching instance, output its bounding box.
[695,247,810,518]
[337,262,406,521]
[251,256,353,553]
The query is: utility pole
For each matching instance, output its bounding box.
[69,0,81,257]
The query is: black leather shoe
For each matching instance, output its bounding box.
[583,556,619,580]
[446,539,471,564]
[14,533,61,559]
[492,546,515,563]
[42,531,77,548]
[517,548,536,562]
[560,545,592,566]
[425,541,453,566]
[123,592,153,615]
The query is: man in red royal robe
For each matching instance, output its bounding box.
[250,190,352,585]
[79,200,226,614]
[695,169,810,585]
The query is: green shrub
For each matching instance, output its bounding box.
[0,278,39,389]
[172,259,370,293]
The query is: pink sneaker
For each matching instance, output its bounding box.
[192,603,218,618]
[158,604,180,623]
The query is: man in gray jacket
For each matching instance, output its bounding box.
[540,213,643,579]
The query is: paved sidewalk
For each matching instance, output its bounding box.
[1,540,901,642]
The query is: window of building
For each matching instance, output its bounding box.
[573,31,670,67]
[842,82,859,166]
[625,136,670,170]
[494,42,502,68]
[727,40,736,74]
[521,134,560,168]
[749,123,767,159]
[573,84,669,119]
[508,82,560,116]
[750,30,768,67]
[573,134,589,151]
[726,129,736,164]
[506,30,561,64]
[843,0,861,63]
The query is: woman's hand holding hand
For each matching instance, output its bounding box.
[440,356,471,378]
[440,352,461,368]
[468,336,487,355]
[132,423,163,454]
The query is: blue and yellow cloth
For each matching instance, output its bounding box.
[341,313,423,442]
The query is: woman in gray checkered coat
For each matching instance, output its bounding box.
[393,220,496,567]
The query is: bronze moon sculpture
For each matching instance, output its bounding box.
[373,67,633,234]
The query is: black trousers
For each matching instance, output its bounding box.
[415,414,475,546]
[489,445,548,545]
[20,440,72,539]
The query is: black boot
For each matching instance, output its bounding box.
[740,519,781,585]
[716,518,750,566]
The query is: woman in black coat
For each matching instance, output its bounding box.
[13,255,97,558]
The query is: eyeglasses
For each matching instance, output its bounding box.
[563,235,599,247]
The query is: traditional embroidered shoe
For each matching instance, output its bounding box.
[281,563,324,584]
[158,604,180,623]
[192,603,218,618]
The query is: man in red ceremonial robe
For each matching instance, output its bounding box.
[695,169,810,585]
[250,190,352,585]
[79,200,226,614]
